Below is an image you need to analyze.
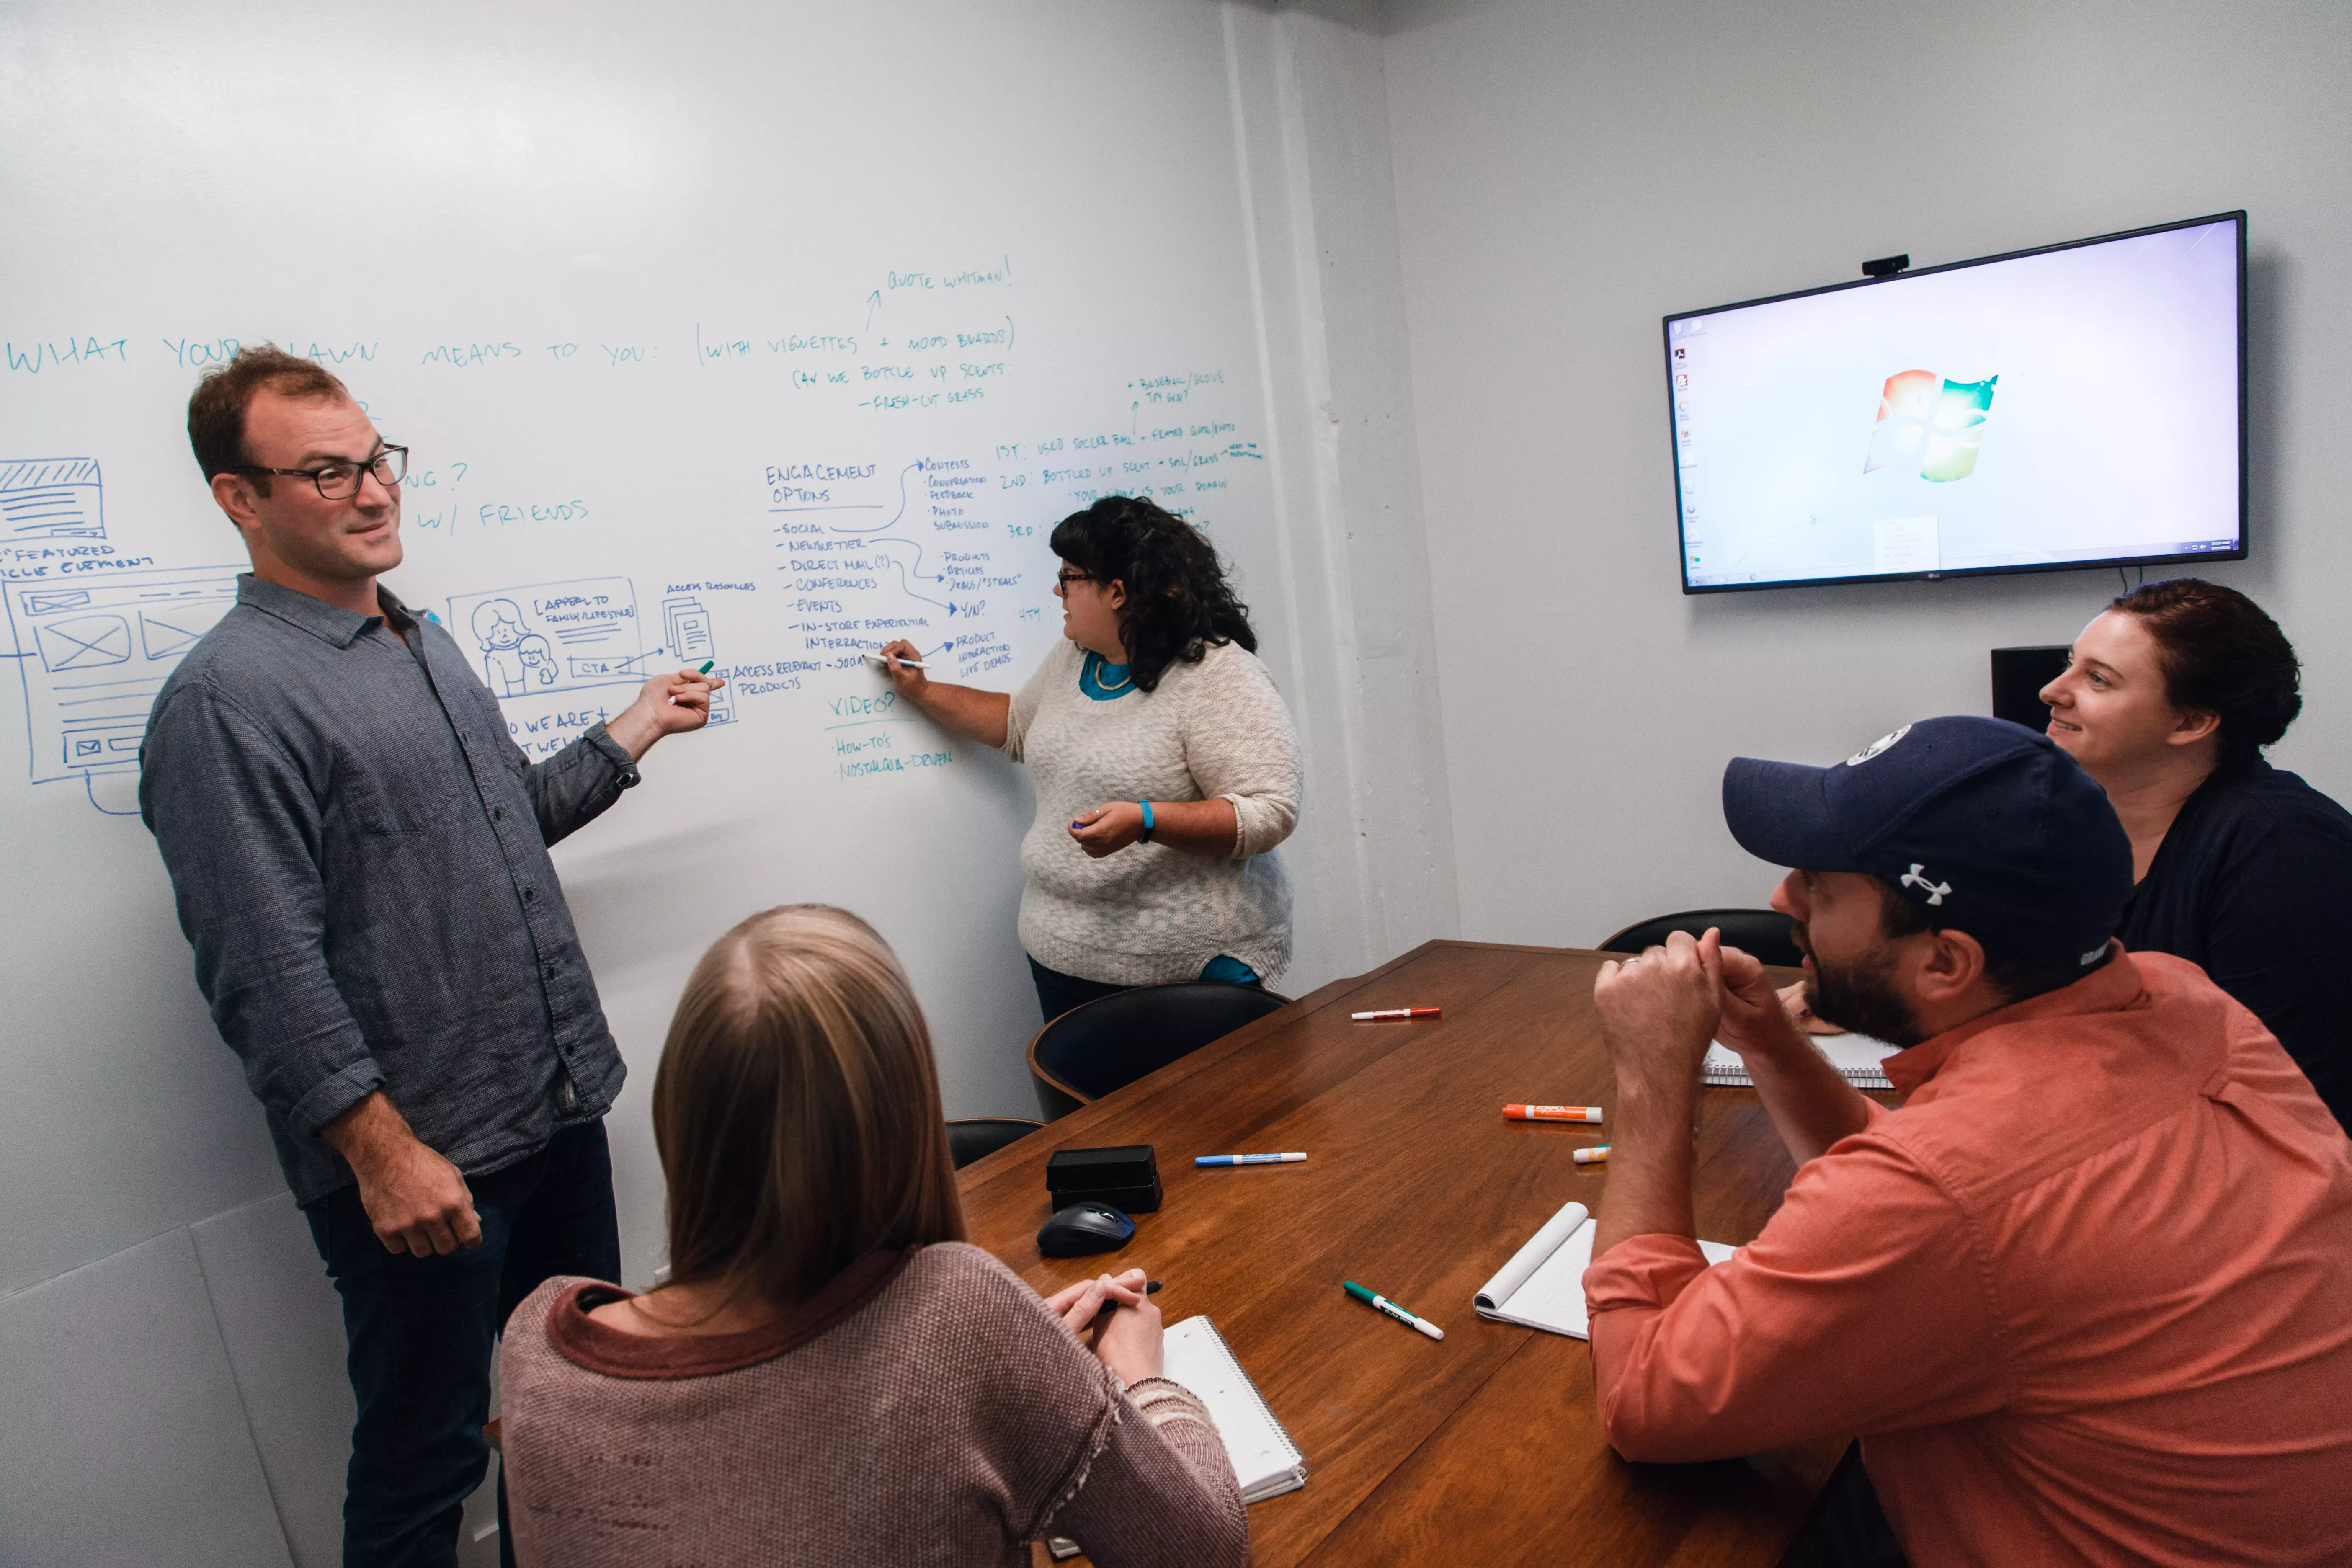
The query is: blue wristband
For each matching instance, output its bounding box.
[1138,800,1155,843]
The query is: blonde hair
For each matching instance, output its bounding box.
[652,905,965,1308]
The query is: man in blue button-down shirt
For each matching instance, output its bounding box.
[141,347,725,1568]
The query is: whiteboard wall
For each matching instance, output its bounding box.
[0,0,1284,1299]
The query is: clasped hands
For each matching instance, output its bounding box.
[1044,1267,1163,1383]
[1593,928,1813,1101]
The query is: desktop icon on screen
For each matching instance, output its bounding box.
[1865,369,1998,482]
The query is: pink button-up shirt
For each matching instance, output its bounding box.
[1586,949,2352,1565]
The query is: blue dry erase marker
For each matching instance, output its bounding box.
[1194,1153,1308,1167]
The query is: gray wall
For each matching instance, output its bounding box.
[1378,0,2352,945]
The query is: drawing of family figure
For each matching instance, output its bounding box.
[469,598,559,695]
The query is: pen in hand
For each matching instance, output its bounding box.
[668,660,717,707]
[1092,1279,1162,1327]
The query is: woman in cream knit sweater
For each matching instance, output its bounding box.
[880,495,1302,1022]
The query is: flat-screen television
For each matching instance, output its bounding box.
[1666,211,2245,593]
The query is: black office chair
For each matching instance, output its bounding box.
[1599,907,1803,969]
[1027,981,1293,1121]
[945,1117,1043,1170]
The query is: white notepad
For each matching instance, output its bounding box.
[1159,1315,1307,1504]
[1703,1032,1901,1089]
[1473,1199,1736,1340]
[1046,1315,1306,1559]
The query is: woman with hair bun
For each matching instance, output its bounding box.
[2041,579,2352,1127]
[879,496,1300,1023]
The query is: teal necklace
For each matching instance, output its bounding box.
[1079,650,1135,701]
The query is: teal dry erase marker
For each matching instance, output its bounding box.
[671,661,717,706]
[1344,1280,1444,1340]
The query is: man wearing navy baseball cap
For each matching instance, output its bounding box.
[1581,717,2352,1567]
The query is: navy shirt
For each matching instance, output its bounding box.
[140,575,635,1204]
[2116,758,2352,1130]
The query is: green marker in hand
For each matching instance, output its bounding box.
[671,660,717,706]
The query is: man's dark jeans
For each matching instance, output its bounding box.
[1779,1443,1910,1568]
[304,1119,621,1568]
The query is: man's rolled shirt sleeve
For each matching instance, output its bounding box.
[141,684,384,1140]
[513,720,638,848]
[1584,1134,2012,1462]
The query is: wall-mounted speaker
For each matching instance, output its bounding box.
[1991,645,2071,732]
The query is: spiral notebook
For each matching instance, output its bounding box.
[1702,1032,1901,1089]
[1473,1199,1736,1340]
[1047,1315,1306,1558]
[1160,1315,1307,1502]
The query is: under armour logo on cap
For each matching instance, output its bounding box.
[1723,716,2133,974]
[1900,863,1951,905]
[1845,725,1911,766]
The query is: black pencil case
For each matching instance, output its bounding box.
[1046,1144,1163,1213]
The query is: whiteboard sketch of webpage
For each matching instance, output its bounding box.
[3,457,106,539]
[1,455,244,809]
[5,566,242,781]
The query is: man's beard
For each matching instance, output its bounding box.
[1796,928,1926,1047]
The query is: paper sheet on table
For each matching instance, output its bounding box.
[1473,1198,1736,1340]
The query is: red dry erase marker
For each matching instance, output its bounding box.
[1503,1104,1605,1124]
[1351,1007,1440,1021]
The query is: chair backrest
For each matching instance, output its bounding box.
[1027,981,1292,1121]
[945,1117,1042,1171]
[1599,908,1803,970]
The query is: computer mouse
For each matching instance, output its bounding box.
[1036,1201,1135,1258]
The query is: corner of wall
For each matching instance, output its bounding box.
[1222,0,1461,986]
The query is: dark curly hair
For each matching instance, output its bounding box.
[1050,496,1256,692]
[2110,578,2301,767]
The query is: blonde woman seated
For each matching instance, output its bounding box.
[498,905,1246,1566]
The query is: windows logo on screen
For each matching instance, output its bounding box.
[1864,369,1998,482]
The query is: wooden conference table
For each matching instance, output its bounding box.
[961,940,1852,1568]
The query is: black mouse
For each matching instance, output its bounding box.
[1037,1202,1135,1257]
